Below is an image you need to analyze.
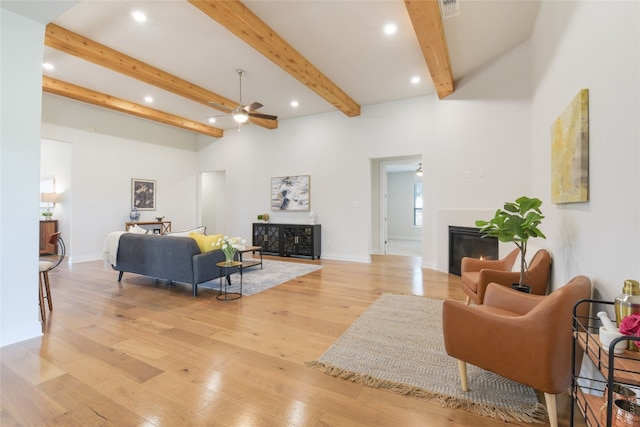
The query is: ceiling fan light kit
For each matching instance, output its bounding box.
[232,107,249,123]
[209,69,277,126]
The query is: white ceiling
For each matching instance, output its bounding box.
[42,0,541,132]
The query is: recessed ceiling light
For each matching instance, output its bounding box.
[290,100,299,108]
[43,63,54,70]
[411,76,421,84]
[208,117,216,124]
[384,23,397,35]
[144,96,153,103]
[131,10,147,22]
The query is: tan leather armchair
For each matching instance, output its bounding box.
[443,276,592,427]
[461,248,551,305]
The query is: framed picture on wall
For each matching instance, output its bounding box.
[271,175,310,211]
[131,178,156,210]
[551,89,589,204]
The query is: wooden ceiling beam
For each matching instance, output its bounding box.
[43,76,224,138]
[44,23,277,130]
[188,0,361,117]
[404,0,454,99]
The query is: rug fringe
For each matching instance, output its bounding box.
[305,360,548,424]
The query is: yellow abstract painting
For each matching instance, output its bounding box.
[551,89,589,204]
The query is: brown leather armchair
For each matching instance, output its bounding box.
[443,276,592,427]
[461,248,551,305]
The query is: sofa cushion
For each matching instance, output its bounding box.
[166,226,206,237]
[189,232,223,252]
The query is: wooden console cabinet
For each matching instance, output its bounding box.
[40,220,58,254]
[253,223,321,259]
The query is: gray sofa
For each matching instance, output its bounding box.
[112,233,236,296]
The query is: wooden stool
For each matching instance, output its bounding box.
[38,261,54,321]
[38,232,65,321]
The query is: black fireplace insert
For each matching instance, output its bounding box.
[448,226,498,276]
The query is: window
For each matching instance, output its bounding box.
[414,183,423,227]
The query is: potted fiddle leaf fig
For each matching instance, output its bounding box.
[475,196,546,292]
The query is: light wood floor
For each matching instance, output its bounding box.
[1,255,584,426]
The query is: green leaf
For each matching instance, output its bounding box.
[503,202,518,213]
[475,195,546,248]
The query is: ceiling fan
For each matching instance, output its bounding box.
[209,69,277,124]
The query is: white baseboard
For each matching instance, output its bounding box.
[1,322,42,347]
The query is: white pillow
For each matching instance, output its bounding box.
[129,225,149,234]
[166,226,207,237]
[511,245,542,272]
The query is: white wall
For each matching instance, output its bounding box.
[34,0,639,279]
[4,0,638,347]
[42,95,205,262]
[195,36,532,266]
[0,2,77,346]
[530,0,640,297]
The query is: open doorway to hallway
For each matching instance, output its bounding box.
[370,155,422,257]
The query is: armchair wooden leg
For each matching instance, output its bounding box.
[457,360,468,392]
[464,296,471,305]
[544,393,558,427]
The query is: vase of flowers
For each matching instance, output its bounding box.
[216,236,246,263]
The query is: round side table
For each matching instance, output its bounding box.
[216,261,242,301]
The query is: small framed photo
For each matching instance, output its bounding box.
[131,179,156,211]
[271,175,310,211]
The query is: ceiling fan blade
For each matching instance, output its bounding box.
[248,112,277,120]
[244,102,263,112]
[207,101,234,113]
[207,113,228,119]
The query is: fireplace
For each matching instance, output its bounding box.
[448,226,498,276]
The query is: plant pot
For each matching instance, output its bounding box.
[511,284,531,293]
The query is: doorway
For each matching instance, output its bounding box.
[370,156,422,257]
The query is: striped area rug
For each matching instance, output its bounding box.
[306,293,547,423]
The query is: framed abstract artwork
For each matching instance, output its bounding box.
[551,89,589,204]
[131,178,156,210]
[271,175,310,211]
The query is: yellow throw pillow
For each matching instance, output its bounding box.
[189,232,223,253]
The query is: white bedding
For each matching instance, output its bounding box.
[102,231,127,270]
